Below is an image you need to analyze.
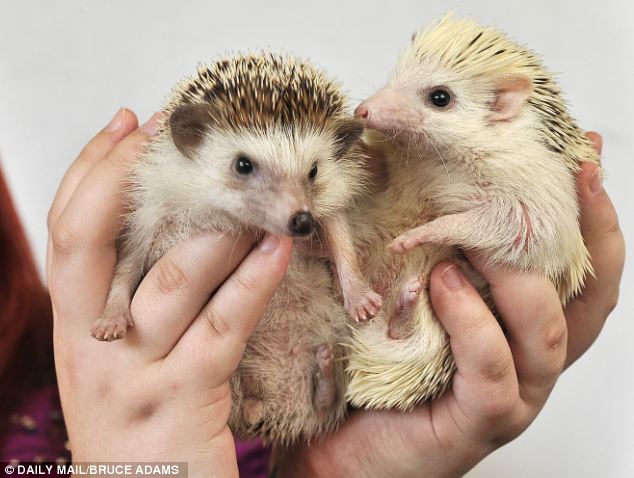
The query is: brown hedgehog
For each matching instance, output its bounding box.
[346,14,601,410]
[88,52,378,444]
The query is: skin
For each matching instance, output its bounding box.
[48,110,623,477]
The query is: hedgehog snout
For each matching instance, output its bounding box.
[288,211,314,237]
[355,88,420,133]
[354,104,370,119]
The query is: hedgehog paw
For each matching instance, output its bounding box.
[396,274,424,314]
[313,344,336,411]
[90,307,133,342]
[389,274,425,340]
[389,227,434,254]
[390,213,480,254]
[345,287,383,322]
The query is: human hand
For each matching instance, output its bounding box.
[47,108,292,477]
[275,133,624,478]
[562,132,624,367]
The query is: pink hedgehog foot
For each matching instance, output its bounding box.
[389,227,436,254]
[389,212,476,254]
[345,286,383,323]
[388,274,425,340]
[313,344,337,411]
[90,307,133,342]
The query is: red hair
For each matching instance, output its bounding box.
[0,166,54,423]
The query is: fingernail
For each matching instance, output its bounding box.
[104,108,126,132]
[441,265,464,290]
[139,112,164,137]
[589,168,603,195]
[258,234,280,254]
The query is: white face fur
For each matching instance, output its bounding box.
[148,123,361,238]
[356,56,534,156]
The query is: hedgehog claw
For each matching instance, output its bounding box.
[389,234,426,254]
[346,288,382,323]
[90,307,133,342]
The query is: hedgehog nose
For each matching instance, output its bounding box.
[355,104,370,119]
[288,211,314,237]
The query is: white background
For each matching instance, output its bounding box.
[1,1,632,476]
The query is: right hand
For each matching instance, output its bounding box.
[275,132,624,478]
[47,108,292,477]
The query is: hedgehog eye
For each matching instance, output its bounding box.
[308,163,318,181]
[234,155,254,175]
[429,89,452,108]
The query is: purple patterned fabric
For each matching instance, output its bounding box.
[1,385,270,477]
[236,438,271,477]
[0,385,69,464]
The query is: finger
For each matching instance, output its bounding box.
[128,231,254,361]
[46,108,138,283]
[52,112,164,257]
[573,162,623,306]
[49,113,164,331]
[428,262,517,399]
[564,161,624,366]
[585,131,603,154]
[168,235,293,381]
[47,108,138,231]
[465,254,567,405]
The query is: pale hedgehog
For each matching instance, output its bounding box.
[345,14,601,410]
[88,52,378,443]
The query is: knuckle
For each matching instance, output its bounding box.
[104,137,144,170]
[78,134,109,160]
[531,366,562,393]
[465,309,494,339]
[102,149,125,170]
[480,356,514,386]
[47,206,59,233]
[234,270,259,296]
[603,216,621,237]
[126,397,160,423]
[201,305,231,338]
[544,320,568,353]
[153,257,190,295]
[51,219,80,255]
[479,389,517,420]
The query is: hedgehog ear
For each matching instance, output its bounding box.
[169,103,213,159]
[489,75,533,122]
[332,119,364,159]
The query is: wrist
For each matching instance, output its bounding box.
[273,439,370,478]
[69,424,239,478]
[389,408,494,478]
[185,428,239,478]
